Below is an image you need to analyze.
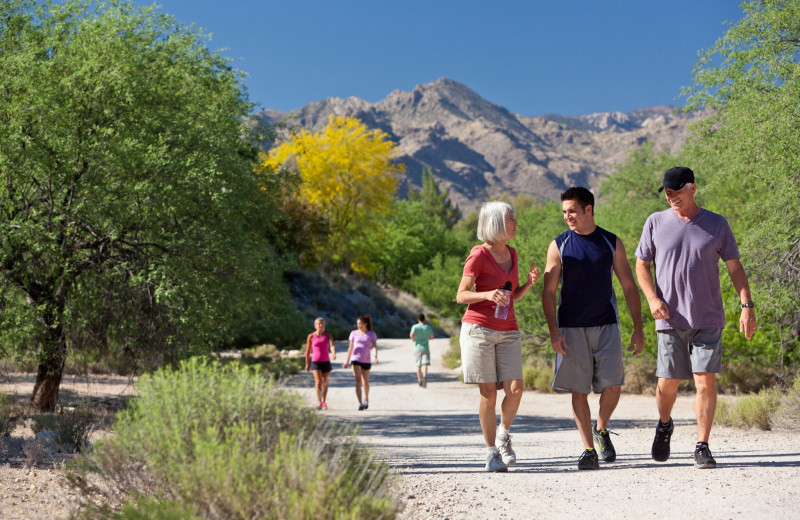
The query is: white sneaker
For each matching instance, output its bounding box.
[497,432,516,465]
[485,451,508,472]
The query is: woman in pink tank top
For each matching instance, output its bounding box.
[305,317,336,409]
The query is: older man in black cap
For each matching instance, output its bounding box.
[634,166,757,469]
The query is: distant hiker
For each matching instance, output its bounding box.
[305,317,337,410]
[541,187,644,470]
[410,313,435,387]
[636,166,756,469]
[343,314,378,411]
[456,200,540,473]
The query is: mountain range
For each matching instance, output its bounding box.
[256,78,703,214]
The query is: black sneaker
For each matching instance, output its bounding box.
[651,418,674,462]
[578,449,600,470]
[694,445,717,469]
[592,423,617,462]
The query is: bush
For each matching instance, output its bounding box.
[770,377,800,431]
[443,336,461,370]
[31,403,97,453]
[715,388,783,430]
[522,359,555,393]
[0,393,14,437]
[75,357,400,520]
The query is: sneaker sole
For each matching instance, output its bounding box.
[695,461,717,469]
[487,465,508,473]
[502,457,516,465]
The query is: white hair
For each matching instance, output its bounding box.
[476,201,514,244]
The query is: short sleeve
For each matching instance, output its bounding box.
[635,216,655,262]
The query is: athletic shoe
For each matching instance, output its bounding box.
[317,402,323,410]
[358,403,366,411]
[496,432,517,465]
[485,451,508,473]
[694,445,717,469]
[321,402,328,410]
[578,449,599,470]
[363,401,369,410]
[418,380,423,387]
[422,377,427,388]
[651,418,674,462]
[592,423,617,462]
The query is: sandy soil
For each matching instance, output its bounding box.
[287,338,800,520]
[2,338,798,520]
[0,373,136,519]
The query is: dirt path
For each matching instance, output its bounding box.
[287,337,800,520]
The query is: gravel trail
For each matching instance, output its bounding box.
[288,337,800,520]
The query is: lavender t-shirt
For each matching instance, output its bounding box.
[635,208,739,331]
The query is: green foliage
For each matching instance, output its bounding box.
[79,358,400,519]
[407,168,462,230]
[31,403,97,453]
[682,0,800,363]
[81,497,198,520]
[406,253,465,319]
[0,0,297,407]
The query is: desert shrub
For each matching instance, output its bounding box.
[770,377,800,431]
[82,497,197,520]
[715,388,783,430]
[0,393,14,436]
[31,403,97,453]
[443,336,461,369]
[716,362,783,394]
[76,357,400,520]
[623,357,658,395]
[522,359,555,393]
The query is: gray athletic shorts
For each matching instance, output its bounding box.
[656,328,723,380]
[460,322,522,385]
[551,324,625,394]
[414,349,431,367]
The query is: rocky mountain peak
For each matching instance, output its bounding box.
[257,79,701,213]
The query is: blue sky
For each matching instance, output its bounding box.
[134,1,744,116]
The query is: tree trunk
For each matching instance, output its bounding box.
[31,341,66,412]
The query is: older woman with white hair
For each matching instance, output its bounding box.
[456,200,540,472]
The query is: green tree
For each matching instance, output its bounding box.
[682,0,800,363]
[407,168,462,230]
[0,0,288,410]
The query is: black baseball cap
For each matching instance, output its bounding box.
[659,166,695,192]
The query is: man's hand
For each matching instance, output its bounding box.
[740,307,757,339]
[647,298,670,321]
[630,330,644,356]
[550,331,568,356]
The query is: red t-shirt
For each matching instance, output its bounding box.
[461,245,519,332]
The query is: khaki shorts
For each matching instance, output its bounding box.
[460,322,522,385]
[414,349,431,367]
[656,328,722,380]
[552,324,625,394]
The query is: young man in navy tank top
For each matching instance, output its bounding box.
[542,187,644,470]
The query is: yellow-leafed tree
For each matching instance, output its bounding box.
[260,115,405,268]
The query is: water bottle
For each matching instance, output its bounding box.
[493,281,513,319]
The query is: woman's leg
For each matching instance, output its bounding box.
[351,365,363,404]
[320,371,331,403]
[499,379,524,430]
[478,382,499,447]
[311,369,324,403]
[361,368,371,403]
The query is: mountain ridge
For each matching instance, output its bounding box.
[257,78,702,213]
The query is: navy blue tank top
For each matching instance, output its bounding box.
[555,226,619,327]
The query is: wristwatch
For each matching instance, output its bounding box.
[741,301,755,308]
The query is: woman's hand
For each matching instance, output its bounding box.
[526,262,540,285]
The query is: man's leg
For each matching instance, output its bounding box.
[693,372,716,442]
[416,366,422,384]
[596,386,621,431]
[571,392,593,448]
[656,377,681,423]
